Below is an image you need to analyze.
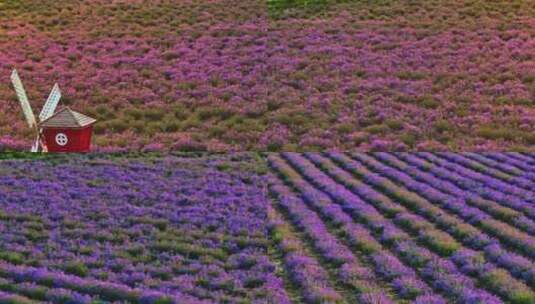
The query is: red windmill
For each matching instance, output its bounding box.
[10,69,97,153]
[39,107,97,152]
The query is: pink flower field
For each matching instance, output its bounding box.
[0,0,533,151]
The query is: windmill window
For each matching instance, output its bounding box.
[55,133,68,146]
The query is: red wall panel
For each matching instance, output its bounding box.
[42,126,93,152]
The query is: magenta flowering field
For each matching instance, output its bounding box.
[0,152,534,303]
[0,1,533,151]
[265,1,535,151]
[0,0,268,151]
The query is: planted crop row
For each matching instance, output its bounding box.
[267,204,341,303]
[270,179,397,303]
[311,153,535,303]
[340,152,535,263]
[428,153,534,195]
[269,155,447,303]
[334,153,535,293]
[375,153,535,234]
[480,153,535,182]
[271,153,507,303]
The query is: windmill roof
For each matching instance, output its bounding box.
[39,107,96,128]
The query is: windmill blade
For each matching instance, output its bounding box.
[39,83,61,122]
[30,132,41,152]
[37,133,47,153]
[30,139,39,152]
[10,69,37,128]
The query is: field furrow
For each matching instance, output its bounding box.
[429,153,535,195]
[465,153,535,184]
[267,202,344,304]
[317,152,535,302]
[279,153,506,303]
[270,179,399,303]
[485,153,535,172]
[510,153,535,163]
[407,153,535,220]
[344,152,535,261]
[380,153,535,234]
[465,153,528,176]
[338,153,535,286]
[269,155,447,303]
[0,290,42,304]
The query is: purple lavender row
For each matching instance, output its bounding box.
[319,152,535,303]
[464,153,525,176]
[266,204,343,304]
[482,153,535,182]
[0,290,38,304]
[421,153,535,219]
[346,153,535,262]
[397,153,535,218]
[463,153,535,185]
[269,155,445,302]
[417,152,535,214]
[509,153,535,163]
[437,152,523,183]
[0,261,207,303]
[432,152,533,199]
[384,153,535,234]
[488,153,535,170]
[376,153,535,287]
[0,277,96,304]
[280,153,503,304]
[269,180,396,304]
[289,153,515,303]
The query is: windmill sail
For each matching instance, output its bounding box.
[30,138,39,152]
[10,69,37,128]
[40,83,61,122]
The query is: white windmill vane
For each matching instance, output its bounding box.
[10,69,62,152]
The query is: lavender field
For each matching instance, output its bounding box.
[0,153,534,303]
[0,154,288,303]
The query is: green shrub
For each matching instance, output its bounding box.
[153,297,174,304]
[208,125,226,138]
[126,245,145,257]
[420,230,459,256]
[420,95,440,109]
[144,109,166,121]
[162,51,180,61]
[197,107,235,121]
[481,269,535,304]
[173,104,190,120]
[244,277,265,289]
[477,127,517,141]
[0,251,24,265]
[23,228,48,241]
[124,108,144,120]
[364,124,389,135]
[336,122,355,134]
[385,119,404,131]
[433,120,454,133]
[64,261,89,277]
[396,71,427,81]
[102,119,129,133]
[157,118,180,133]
